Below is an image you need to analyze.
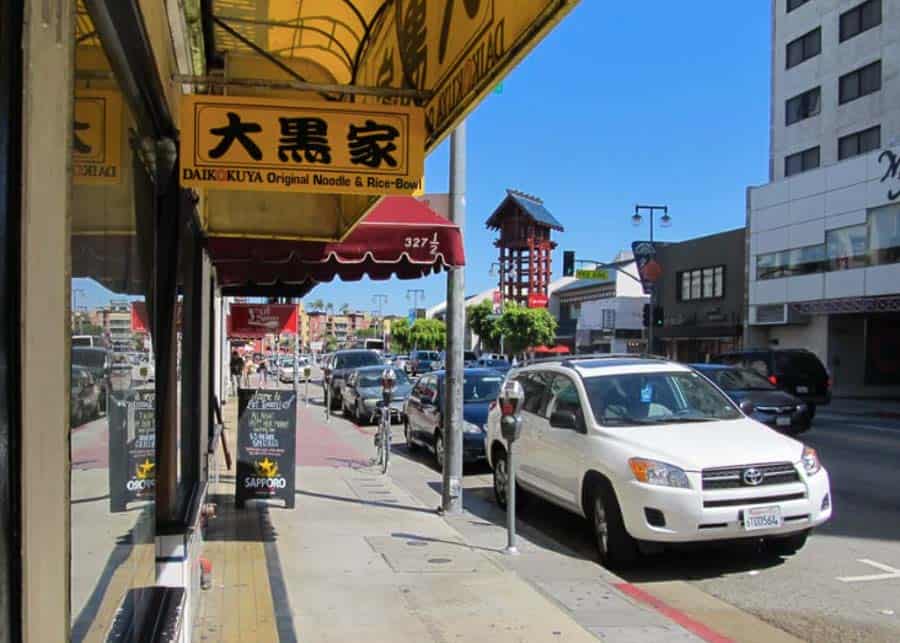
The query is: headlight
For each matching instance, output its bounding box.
[801,446,821,475]
[796,403,807,413]
[463,421,484,434]
[628,458,691,489]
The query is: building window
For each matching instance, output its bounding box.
[678,266,725,301]
[756,245,827,280]
[827,225,869,270]
[838,125,881,160]
[787,0,812,11]
[839,60,881,104]
[869,203,900,266]
[785,87,821,125]
[786,27,821,69]
[785,146,820,176]
[840,0,881,42]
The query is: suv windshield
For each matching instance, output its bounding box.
[416,351,439,360]
[704,367,775,391]
[335,351,382,369]
[358,369,409,388]
[462,372,503,402]
[583,371,741,426]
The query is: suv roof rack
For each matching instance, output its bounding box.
[519,353,670,368]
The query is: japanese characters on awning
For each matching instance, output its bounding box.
[208,196,465,290]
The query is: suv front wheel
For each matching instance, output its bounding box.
[589,483,639,570]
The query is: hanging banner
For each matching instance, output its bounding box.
[631,241,663,295]
[229,304,298,336]
[108,389,155,512]
[181,95,425,196]
[356,0,581,149]
[235,389,297,509]
[73,89,122,185]
[527,293,549,308]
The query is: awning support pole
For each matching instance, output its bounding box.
[441,120,466,515]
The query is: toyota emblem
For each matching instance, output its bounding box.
[743,468,764,486]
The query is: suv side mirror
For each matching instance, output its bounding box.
[550,410,584,432]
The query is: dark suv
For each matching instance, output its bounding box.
[710,349,830,416]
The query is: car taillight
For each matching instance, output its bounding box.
[768,375,778,386]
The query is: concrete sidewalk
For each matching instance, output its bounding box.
[193,394,714,642]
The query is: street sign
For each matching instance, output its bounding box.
[527,293,549,308]
[181,94,425,196]
[575,268,610,281]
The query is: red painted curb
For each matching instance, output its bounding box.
[614,583,733,643]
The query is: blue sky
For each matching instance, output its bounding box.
[77,2,771,315]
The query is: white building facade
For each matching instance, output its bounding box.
[747,0,900,396]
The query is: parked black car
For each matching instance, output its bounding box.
[710,349,830,416]
[341,365,413,424]
[692,364,811,434]
[402,368,505,470]
[324,349,384,410]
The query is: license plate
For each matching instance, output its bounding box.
[743,505,782,531]
[796,385,809,394]
[776,415,791,427]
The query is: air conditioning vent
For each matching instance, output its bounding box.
[755,304,786,324]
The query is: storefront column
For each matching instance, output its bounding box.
[20,1,74,640]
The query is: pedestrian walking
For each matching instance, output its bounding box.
[257,357,268,388]
[229,350,244,396]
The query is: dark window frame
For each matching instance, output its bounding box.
[786,27,821,69]
[676,265,727,302]
[785,86,821,126]
[787,0,812,11]
[785,145,820,176]
[839,60,881,104]
[839,0,881,42]
[838,125,881,160]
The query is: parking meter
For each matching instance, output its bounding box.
[499,380,525,443]
[303,364,311,406]
[381,367,396,406]
[498,379,524,554]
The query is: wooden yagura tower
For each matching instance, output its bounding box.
[486,190,564,307]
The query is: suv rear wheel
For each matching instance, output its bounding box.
[589,483,639,570]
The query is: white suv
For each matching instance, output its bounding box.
[484,356,832,569]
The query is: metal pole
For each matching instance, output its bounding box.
[293,331,299,393]
[505,441,518,554]
[442,120,466,515]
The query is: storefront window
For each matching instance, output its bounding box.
[869,203,900,266]
[70,9,156,639]
[827,224,868,271]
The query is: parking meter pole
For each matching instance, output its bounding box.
[506,440,518,555]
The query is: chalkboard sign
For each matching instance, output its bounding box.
[108,388,155,512]
[235,388,297,509]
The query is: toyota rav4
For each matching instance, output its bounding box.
[484,355,832,569]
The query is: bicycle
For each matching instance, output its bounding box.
[374,402,391,475]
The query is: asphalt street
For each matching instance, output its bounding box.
[304,365,900,642]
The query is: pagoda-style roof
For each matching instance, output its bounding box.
[485,189,564,232]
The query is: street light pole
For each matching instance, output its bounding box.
[632,204,671,354]
[373,294,388,347]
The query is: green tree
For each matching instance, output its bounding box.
[308,298,325,312]
[498,304,557,357]
[467,300,500,352]
[339,303,350,315]
[356,326,380,339]
[409,318,446,351]
[389,318,411,353]
[324,334,338,351]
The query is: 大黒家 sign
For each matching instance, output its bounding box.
[236,389,297,509]
[73,89,122,185]
[181,95,425,196]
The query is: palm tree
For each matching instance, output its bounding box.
[339,303,350,315]
[308,298,325,312]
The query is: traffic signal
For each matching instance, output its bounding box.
[654,305,664,327]
[642,303,650,327]
[563,250,575,277]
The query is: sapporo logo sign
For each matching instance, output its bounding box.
[357,0,579,149]
[73,89,122,185]
[181,95,425,196]
[244,457,287,491]
[126,457,155,495]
